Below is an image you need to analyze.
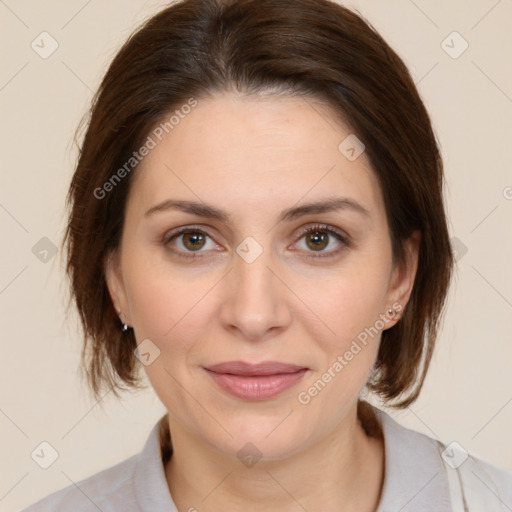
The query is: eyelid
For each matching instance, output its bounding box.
[293,223,348,243]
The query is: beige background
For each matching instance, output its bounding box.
[1,0,511,510]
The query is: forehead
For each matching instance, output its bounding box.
[128,92,384,222]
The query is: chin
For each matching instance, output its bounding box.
[203,412,315,463]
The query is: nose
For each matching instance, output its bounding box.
[218,245,292,342]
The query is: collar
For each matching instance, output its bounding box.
[372,406,452,511]
[133,412,177,511]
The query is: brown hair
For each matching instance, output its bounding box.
[64,0,454,407]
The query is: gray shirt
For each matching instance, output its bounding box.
[20,404,512,511]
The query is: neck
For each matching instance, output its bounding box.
[164,401,384,512]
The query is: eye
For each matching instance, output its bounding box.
[163,227,220,259]
[163,223,349,261]
[292,224,349,258]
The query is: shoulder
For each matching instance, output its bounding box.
[19,453,139,512]
[367,403,512,512]
[455,450,512,510]
[19,413,174,512]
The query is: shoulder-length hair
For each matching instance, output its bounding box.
[64,0,454,407]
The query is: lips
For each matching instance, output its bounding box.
[205,361,306,376]
[204,361,308,401]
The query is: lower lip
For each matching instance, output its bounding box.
[205,369,308,401]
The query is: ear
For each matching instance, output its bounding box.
[386,229,421,323]
[104,249,131,325]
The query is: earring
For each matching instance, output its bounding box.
[387,308,403,323]
[117,309,130,332]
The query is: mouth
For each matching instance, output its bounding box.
[203,361,309,401]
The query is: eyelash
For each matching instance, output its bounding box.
[163,224,349,261]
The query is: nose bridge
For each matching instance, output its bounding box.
[219,237,291,340]
[235,246,273,300]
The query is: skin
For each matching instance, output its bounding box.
[106,91,420,512]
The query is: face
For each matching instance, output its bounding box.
[106,91,419,461]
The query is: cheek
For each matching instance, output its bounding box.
[298,259,390,349]
[123,246,215,339]
[124,261,213,409]
[293,267,389,417]
[127,276,178,339]
[123,257,224,406]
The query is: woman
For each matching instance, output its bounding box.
[21,0,512,510]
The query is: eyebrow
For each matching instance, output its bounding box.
[144,196,371,223]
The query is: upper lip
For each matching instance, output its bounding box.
[204,361,307,376]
